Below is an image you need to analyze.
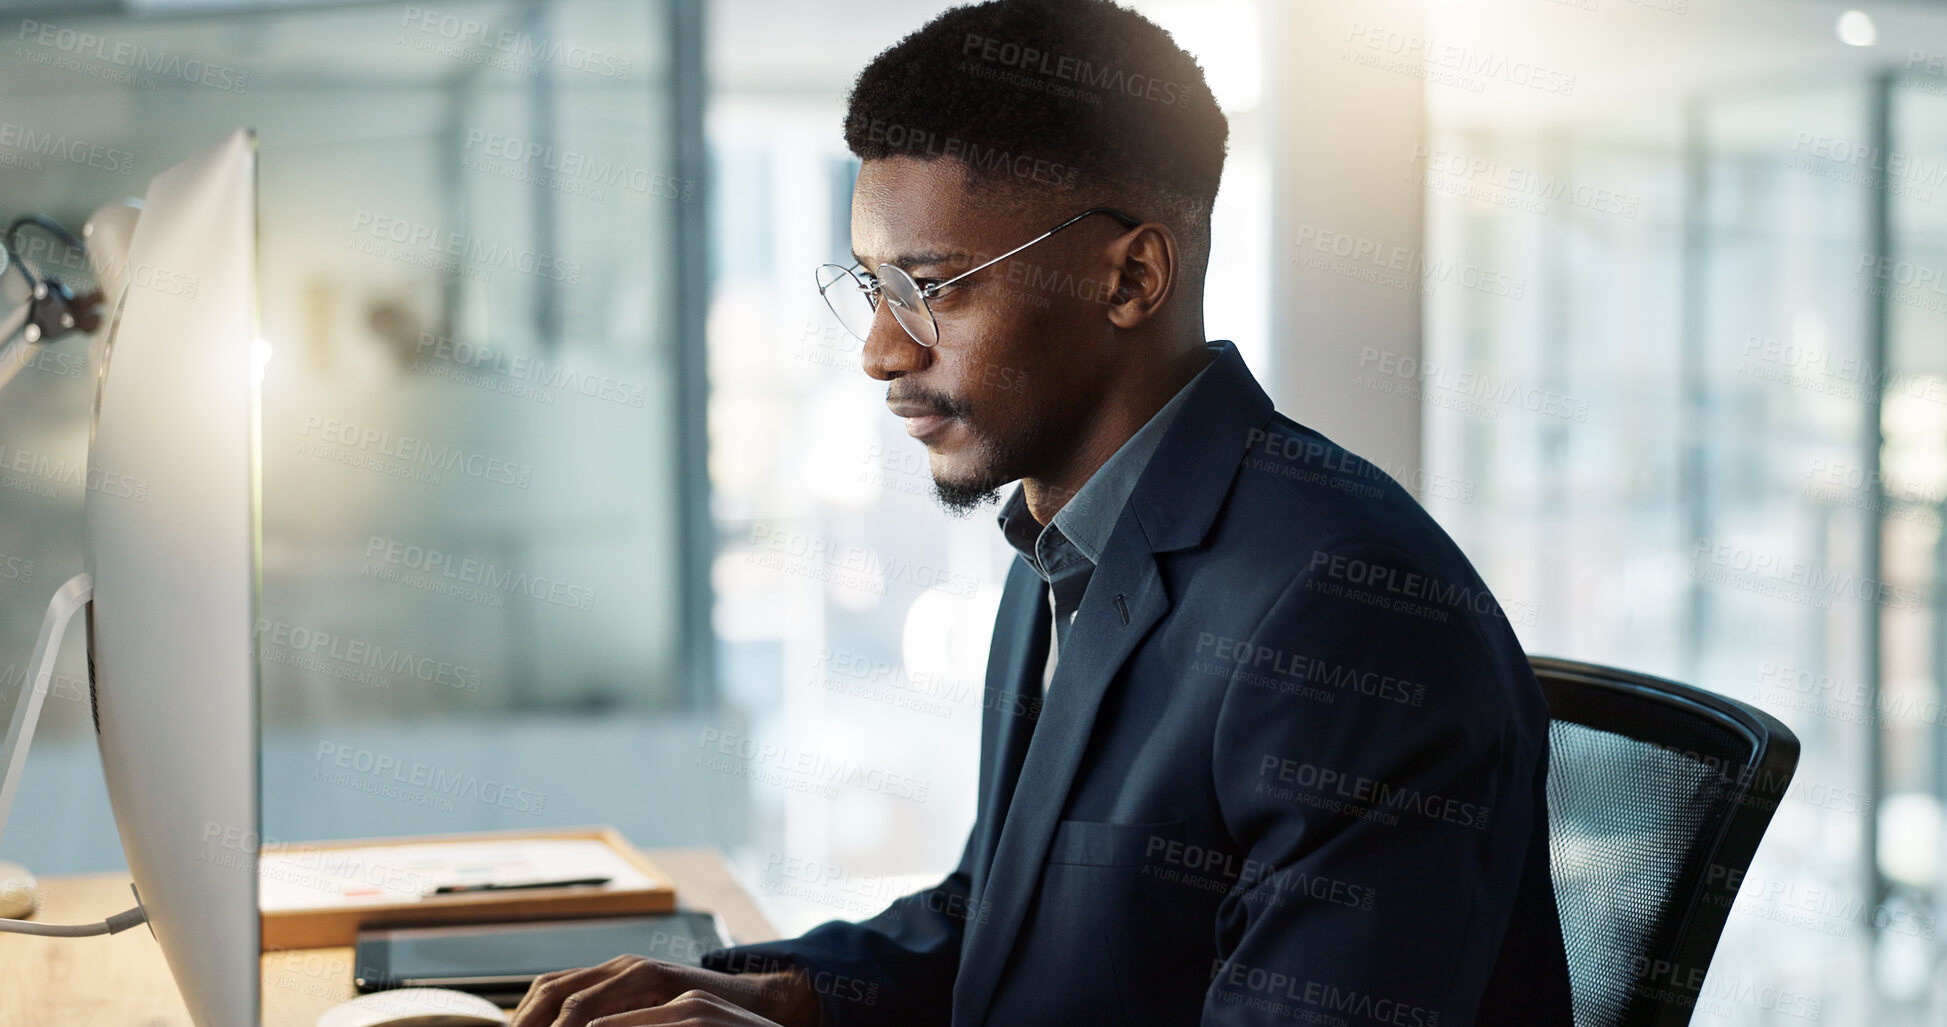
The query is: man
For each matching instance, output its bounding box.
[511,1,1572,1024]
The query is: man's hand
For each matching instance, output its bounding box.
[508,955,820,1027]
[519,987,784,1026]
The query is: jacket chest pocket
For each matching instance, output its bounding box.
[1044,818,1187,868]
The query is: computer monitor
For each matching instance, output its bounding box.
[0,128,262,1027]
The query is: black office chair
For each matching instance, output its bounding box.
[1532,656,1801,1027]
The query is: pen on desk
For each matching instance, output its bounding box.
[431,876,613,895]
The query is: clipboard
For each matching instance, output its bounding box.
[257,825,676,950]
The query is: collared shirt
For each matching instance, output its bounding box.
[997,344,1219,694]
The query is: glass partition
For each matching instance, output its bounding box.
[1424,64,1947,1026]
[0,0,721,871]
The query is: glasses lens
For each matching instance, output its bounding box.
[876,264,939,347]
[816,264,877,342]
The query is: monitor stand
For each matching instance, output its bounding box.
[0,573,147,939]
[0,574,93,850]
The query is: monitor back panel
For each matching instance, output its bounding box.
[87,127,260,1027]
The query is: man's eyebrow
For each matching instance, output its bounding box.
[851,250,961,272]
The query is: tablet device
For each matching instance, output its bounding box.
[353,911,733,1002]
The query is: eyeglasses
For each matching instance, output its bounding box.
[815,206,1141,348]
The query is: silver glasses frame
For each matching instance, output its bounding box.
[815,206,1141,348]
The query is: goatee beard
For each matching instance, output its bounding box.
[933,477,1005,517]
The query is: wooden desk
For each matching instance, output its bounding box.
[0,848,778,1026]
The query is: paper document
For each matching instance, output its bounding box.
[258,838,660,912]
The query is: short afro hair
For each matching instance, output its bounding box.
[843,0,1229,262]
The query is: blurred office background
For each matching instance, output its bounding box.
[0,0,1941,1021]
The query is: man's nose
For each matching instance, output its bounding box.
[860,297,929,381]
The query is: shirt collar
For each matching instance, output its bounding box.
[996,342,1222,568]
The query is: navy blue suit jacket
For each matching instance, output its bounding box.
[706,342,1573,1026]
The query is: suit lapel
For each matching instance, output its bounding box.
[954,514,1171,1025]
[953,341,1275,1024]
[974,561,1049,851]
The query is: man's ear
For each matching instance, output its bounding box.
[1103,222,1178,329]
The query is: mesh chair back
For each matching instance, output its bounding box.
[1533,657,1800,1027]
